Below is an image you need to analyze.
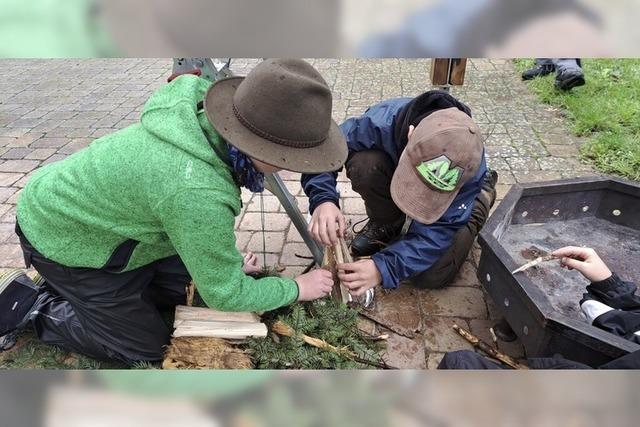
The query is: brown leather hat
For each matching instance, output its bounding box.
[390,108,483,224]
[204,59,347,173]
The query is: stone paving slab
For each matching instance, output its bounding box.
[0,59,596,368]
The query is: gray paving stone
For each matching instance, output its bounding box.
[30,137,69,149]
[0,160,40,173]
[421,287,488,319]
[0,187,17,203]
[423,316,473,353]
[0,172,23,187]
[2,148,31,160]
[246,231,285,253]
[24,148,56,160]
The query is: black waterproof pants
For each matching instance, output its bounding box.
[16,224,189,365]
[345,150,494,289]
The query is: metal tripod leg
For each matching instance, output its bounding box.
[264,173,324,265]
[264,173,374,308]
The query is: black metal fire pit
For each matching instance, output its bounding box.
[478,176,640,366]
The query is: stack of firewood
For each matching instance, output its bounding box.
[163,304,266,369]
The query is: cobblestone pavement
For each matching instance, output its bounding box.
[0,59,595,368]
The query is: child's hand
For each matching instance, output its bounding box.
[552,246,612,283]
[242,252,262,275]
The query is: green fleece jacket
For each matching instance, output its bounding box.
[16,75,299,312]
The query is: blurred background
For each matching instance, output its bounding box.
[1,370,638,427]
[0,0,637,57]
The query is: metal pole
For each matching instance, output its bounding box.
[264,174,324,265]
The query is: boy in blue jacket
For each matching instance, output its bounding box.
[302,91,498,295]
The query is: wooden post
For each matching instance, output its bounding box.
[430,58,467,87]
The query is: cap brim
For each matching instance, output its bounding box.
[204,76,348,174]
[390,152,460,224]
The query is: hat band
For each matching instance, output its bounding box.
[232,103,325,149]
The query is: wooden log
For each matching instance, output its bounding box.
[453,324,528,370]
[333,241,351,304]
[173,320,268,339]
[174,305,260,325]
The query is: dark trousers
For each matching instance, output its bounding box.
[535,58,583,75]
[16,226,189,365]
[345,150,494,289]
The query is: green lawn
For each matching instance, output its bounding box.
[515,59,640,181]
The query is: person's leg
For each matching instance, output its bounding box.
[553,58,585,91]
[345,150,405,256]
[17,233,179,365]
[147,255,190,310]
[438,350,505,369]
[409,170,497,289]
[346,150,404,223]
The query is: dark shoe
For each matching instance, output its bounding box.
[479,169,498,209]
[522,64,554,81]
[0,269,39,338]
[351,219,404,257]
[493,318,518,342]
[555,70,585,91]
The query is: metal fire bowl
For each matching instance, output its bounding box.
[478,176,640,366]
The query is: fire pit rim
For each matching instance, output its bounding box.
[479,175,640,359]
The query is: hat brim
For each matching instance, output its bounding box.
[204,76,348,174]
[390,152,460,224]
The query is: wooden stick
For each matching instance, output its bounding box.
[186,282,195,307]
[333,241,351,304]
[453,324,528,370]
[272,321,396,369]
[339,237,354,264]
[358,310,416,339]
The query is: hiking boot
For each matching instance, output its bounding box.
[555,69,585,91]
[522,64,555,80]
[0,269,39,340]
[351,219,404,257]
[478,169,498,209]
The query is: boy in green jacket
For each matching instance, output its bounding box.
[0,59,347,365]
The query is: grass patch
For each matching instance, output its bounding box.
[514,59,640,181]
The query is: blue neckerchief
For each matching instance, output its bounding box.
[227,144,265,193]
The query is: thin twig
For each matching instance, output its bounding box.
[453,324,528,370]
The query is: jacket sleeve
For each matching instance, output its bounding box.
[301,171,340,214]
[301,106,398,214]
[580,274,640,343]
[582,273,640,312]
[155,188,299,312]
[371,188,477,289]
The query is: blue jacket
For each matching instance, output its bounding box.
[301,97,487,289]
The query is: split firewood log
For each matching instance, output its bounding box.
[321,239,352,304]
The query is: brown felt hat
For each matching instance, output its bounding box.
[390,108,483,224]
[204,59,347,173]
